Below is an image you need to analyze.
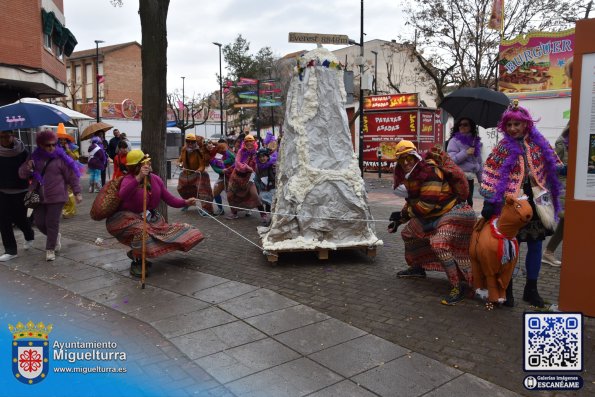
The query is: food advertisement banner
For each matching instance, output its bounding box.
[498,29,575,96]
[363,93,419,111]
[362,110,443,172]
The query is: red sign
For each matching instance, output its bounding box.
[362,108,444,172]
[363,93,419,111]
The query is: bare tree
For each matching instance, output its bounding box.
[402,0,584,101]
[166,91,211,139]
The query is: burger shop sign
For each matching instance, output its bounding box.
[498,28,575,94]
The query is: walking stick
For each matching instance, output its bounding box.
[141,173,148,289]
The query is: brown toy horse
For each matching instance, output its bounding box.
[470,195,533,309]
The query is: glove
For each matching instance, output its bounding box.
[481,201,495,220]
[387,211,402,233]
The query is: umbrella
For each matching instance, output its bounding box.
[438,87,510,128]
[18,98,93,120]
[0,102,72,131]
[80,122,113,140]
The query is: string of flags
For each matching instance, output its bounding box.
[295,57,344,81]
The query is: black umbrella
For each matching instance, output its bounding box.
[439,87,510,128]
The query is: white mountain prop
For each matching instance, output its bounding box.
[260,47,382,251]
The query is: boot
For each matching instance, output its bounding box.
[523,279,544,308]
[503,279,515,307]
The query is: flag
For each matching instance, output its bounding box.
[96,74,105,84]
[177,100,184,110]
[488,0,504,31]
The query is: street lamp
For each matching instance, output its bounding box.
[94,40,104,123]
[371,50,378,95]
[213,42,224,137]
[358,0,364,175]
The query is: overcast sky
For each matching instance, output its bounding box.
[63,0,409,96]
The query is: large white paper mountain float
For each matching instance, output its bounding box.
[259,47,382,252]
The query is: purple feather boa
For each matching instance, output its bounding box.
[31,146,81,184]
[491,127,562,218]
[452,132,481,157]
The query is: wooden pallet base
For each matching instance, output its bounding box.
[265,245,377,264]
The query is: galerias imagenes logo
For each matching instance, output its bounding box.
[8,321,53,385]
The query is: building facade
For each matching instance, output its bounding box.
[0,0,78,105]
[63,41,142,118]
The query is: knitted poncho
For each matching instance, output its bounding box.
[480,130,562,216]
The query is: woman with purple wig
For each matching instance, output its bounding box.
[480,101,562,308]
[19,130,82,261]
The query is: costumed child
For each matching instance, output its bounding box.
[255,147,277,225]
[177,134,214,215]
[210,141,235,216]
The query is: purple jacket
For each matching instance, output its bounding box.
[88,143,107,171]
[19,156,82,204]
[447,137,482,178]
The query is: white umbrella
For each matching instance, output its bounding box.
[16,98,93,120]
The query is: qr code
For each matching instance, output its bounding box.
[524,313,582,371]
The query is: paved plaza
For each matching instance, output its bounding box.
[1,173,592,396]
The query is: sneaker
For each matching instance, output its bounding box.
[0,253,18,262]
[198,209,210,217]
[542,251,561,267]
[441,284,465,306]
[55,233,61,252]
[225,213,239,220]
[181,206,189,212]
[46,250,55,261]
[396,267,426,278]
[23,240,33,250]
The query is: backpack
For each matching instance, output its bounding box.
[90,176,124,221]
[424,145,469,202]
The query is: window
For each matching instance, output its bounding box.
[43,33,52,51]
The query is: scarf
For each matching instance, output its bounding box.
[0,138,25,158]
[452,132,481,157]
[31,146,81,184]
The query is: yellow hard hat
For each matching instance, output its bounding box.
[394,140,417,159]
[185,133,197,141]
[126,149,150,165]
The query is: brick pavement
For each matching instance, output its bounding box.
[54,173,593,396]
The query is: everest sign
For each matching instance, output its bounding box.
[288,32,349,45]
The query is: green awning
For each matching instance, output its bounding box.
[41,8,78,55]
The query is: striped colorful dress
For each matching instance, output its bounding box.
[395,160,476,285]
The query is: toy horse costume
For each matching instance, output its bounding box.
[470,195,533,309]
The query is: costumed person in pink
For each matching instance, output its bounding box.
[106,150,204,277]
[19,130,82,261]
[225,134,262,219]
[480,101,562,308]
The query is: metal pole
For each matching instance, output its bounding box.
[94,40,104,123]
[377,149,382,178]
[371,50,378,95]
[269,67,275,135]
[358,0,364,176]
[213,42,224,136]
[256,79,261,141]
